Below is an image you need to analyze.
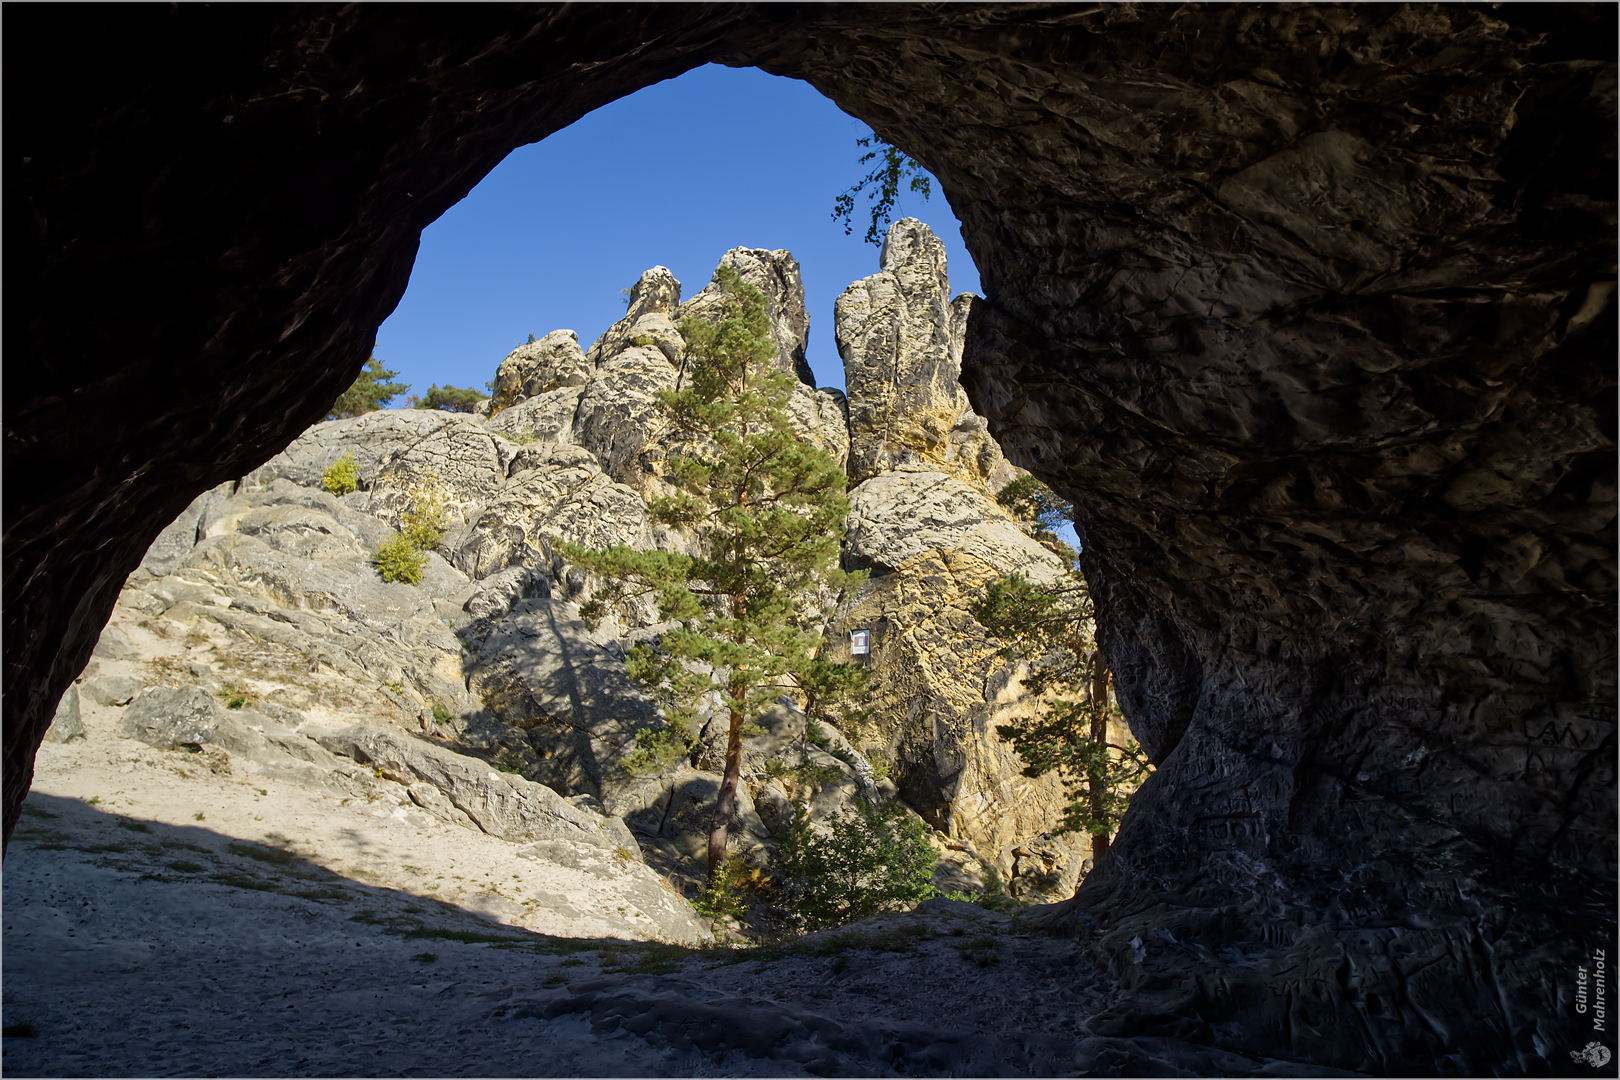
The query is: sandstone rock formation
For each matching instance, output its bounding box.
[8,7,1612,1075]
[828,550,1082,892]
[837,218,1013,490]
[488,329,591,413]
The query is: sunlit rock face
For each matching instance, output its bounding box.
[6,4,1613,1075]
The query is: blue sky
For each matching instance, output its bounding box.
[375,63,981,397]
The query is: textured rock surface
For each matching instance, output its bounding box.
[464,597,660,800]
[314,723,636,853]
[837,219,1013,489]
[845,466,1069,585]
[827,549,1081,898]
[44,686,84,745]
[489,330,592,414]
[7,5,1613,1075]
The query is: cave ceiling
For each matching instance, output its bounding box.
[5,5,1614,1074]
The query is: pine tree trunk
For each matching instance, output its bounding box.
[706,696,747,884]
[1088,661,1111,865]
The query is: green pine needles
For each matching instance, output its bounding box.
[561,266,868,885]
[971,572,1151,861]
[778,800,937,930]
[330,355,408,419]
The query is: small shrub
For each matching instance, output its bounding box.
[632,333,657,348]
[411,952,439,964]
[763,758,789,780]
[372,534,427,585]
[805,723,832,751]
[431,701,453,725]
[692,859,749,921]
[217,681,255,710]
[400,479,447,551]
[193,811,206,821]
[321,454,360,496]
[778,800,937,931]
[867,754,891,781]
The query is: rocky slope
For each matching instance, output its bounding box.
[53,225,1091,939]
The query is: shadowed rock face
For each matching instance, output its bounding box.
[5,4,1613,1074]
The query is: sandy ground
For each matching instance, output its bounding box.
[3,653,1136,1078]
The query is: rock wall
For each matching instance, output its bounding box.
[7,5,1613,1075]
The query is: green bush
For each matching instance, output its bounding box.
[412,384,489,413]
[322,453,359,496]
[779,800,937,930]
[400,480,447,551]
[692,858,749,921]
[330,355,407,419]
[431,701,453,725]
[620,720,696,776]
[372,534,427,585]
[371,475,445,586]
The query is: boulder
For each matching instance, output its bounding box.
[570,347,681,486]
[836,219,1011,489]
[234,504,364,561]
[44,686,84,744]
[488,329,591,413]
[483,385,585,448]
[245,410,493,493]
[137,482,234,575]
[313,723,636,852]
[82,675,145,707]
[678,248,813,386]
[463,565,552,621]
[91,624,140,662]
[121,687,226,748]
[844,467,1068,584]
[584,266,684,369]
[366,414,514,536]
[448,444,653,582]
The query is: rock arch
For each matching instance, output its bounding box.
[5,5,1613,1073]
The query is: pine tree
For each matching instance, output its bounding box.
[408,383,489,413]
[330,355,408,419]
[561,266,866,886]
[832,133,933,246]
[972,571,1151,865]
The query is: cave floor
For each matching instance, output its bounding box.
[2,702,1131,1078]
